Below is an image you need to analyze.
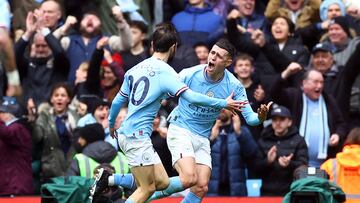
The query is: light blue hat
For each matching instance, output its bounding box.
[320,0,346,21]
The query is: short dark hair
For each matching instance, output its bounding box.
[234,53,254,65]
[50,82,73,100]
[152,22,178,52]
[215,38,236,59]
[345,127,360,145]
[271,15,295,34]
[129,20,148,34]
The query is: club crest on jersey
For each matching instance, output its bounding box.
[206,91,214,97]
[142,152,152,162]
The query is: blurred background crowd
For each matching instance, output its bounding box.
[0,0,360,201]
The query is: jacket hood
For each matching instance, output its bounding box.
[319,0,346,21]
[336,144,360,167]
[261,125,299,140]
[185,2,213,14]
[82,141,117,163]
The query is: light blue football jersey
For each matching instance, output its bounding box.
[168,64,261,138]
[109,57,188,138]
[108,57,228,139]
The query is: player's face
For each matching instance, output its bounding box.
[271,116,292,136]
[207,45,232,76]
[234,59,253,79]
[302,71,324,100]
[50,87,70,114]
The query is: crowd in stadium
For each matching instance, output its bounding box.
[0,0,360,201]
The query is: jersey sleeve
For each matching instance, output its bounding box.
[108,74,130,128]
[234,83,261,126]
[160,68,189,97]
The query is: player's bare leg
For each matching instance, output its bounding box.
[181,164,211,203]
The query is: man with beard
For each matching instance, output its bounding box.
[92,23,244,203]
[59,6,132,84]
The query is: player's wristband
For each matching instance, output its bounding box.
[6,70,20,86]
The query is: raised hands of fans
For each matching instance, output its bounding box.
[110,127,118,139]
[278,153,293,168]
[232,113,241,135]
[251,29,266,48]
[254,85,265,102]
[281,62,303,79]
[33,9,45,30]
[227,9,241,20]
[112,6,125,23]
[96,36,109,50]
[210,119,222,141]
[103,49,113,64]
[24,12,37,38]
[60,15,77,35]
[257,101,273,122]
[225,91,248,115]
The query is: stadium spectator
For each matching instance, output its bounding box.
[32,83,79,183]
[15,11,69,108]
[208,109,257,196]
[121,20,149,72]
[227,0,268,33]
[194,42,210,65]
[233,54,267,140]
[253,105,308,196]
[270,69,347,167]
[171,0,225,46]
[0,97,33,195]
[58,6,131,84]
[265,0,321,29]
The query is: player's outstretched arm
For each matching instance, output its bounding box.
[180,89,245,111]
[108,92,128,138]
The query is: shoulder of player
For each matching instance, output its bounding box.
[224,69,242,86]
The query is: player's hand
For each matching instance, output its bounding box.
[257,101,273,122]
[110,127,118,139]
[225,91,248,115]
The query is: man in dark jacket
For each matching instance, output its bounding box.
[15,11,69,108]
[0,97,33,195]
[270,69,347,167]
[253,105,308,196]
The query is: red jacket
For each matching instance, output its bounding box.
[0,119,33,195]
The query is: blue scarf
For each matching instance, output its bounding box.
[299,94,330,160]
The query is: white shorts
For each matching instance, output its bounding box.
[117,134,161,168]
[167,124,212,169]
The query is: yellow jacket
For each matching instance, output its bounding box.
[321,145,360,203]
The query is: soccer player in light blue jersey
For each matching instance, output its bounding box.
[90,23,244,203]
[147,38,272,203]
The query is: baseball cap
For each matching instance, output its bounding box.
[312,43,333,54]
[271,105,291,118]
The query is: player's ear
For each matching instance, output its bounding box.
[225,57,232,67]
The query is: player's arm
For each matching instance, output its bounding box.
[234,84,270,126]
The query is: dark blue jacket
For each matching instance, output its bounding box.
[208,125,257,196]
[171,3,224,46]
[66,34,103,84]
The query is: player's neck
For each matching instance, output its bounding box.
[152,52,169,63]
[206,70,224,82]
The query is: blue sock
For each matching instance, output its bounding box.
[125,198,135,203]
[114,174,135,189]
[181,191,202,203]
[146,176,184,202]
